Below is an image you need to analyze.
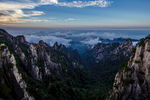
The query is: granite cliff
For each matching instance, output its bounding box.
[107,36,150,100]
[0,29,86,100]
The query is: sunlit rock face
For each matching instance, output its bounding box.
[0,43,34,100]
[0,29,83,80]
[107,37,150,100]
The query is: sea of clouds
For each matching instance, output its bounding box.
[23,31,124,46]
[9,30,150,48]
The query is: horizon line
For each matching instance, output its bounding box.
[1,25,150,30]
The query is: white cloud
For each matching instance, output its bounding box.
[28,11,45,16]
[57,0,111,8]
[70,32,97,37]
[0,0,56,23]
[0,2,36,10]
[25,35,72,46]
[40,0,58,4]
[42,31,118,40]
[0,9,46,23]
[132,41,138,47]
[65,18,79,21]
[81,37,102,45]
[99,32,116,40]
[69,32,127,40]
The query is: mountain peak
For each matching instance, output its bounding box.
[16,35,27,44]
[120,39,132,47]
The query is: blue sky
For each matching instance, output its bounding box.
[0,0,150,29]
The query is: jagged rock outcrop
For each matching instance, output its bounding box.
[113,39,133,57]
[91,39,133,63]
[83,39,133,71]
[0,29,83,80]
[53,42,83,68]
[0,43,34,100]
[0,29,86,100]
[29,40,59,80]
[107,37,150,100]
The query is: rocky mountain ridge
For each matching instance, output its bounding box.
[107,36,150,100]
[84,39,133,64]
[0,28,139,100]
[0,29,86,100]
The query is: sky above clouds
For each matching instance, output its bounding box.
[0,0,150,29]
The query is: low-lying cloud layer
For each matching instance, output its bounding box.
[81,37,102,45]
[25,35,72,46]
[68,32,129,40]
[20,30,134,46]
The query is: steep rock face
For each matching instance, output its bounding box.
[0,43,34,100]
[29,40,58,80]
[83,39,133,72]
[113,39,133,58]
[91,42,120,61]
[0,29,87,100]
[53,42,83,68]
[0,29,83,81]
[91,39,133,63]
[107,37,150,100]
